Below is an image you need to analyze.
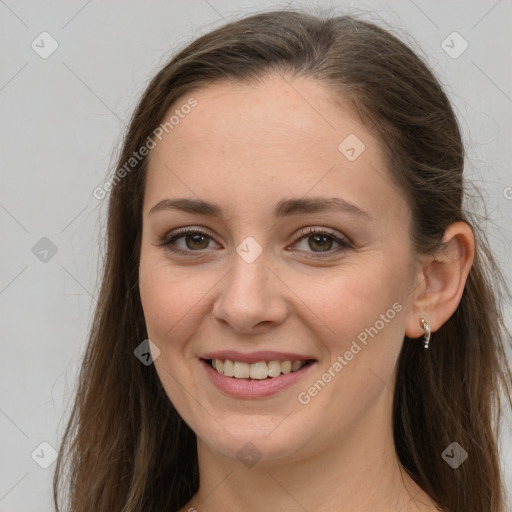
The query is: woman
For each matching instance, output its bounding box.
[53,9,512,512]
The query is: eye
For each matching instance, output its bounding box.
[290,227,352,257]
[158,226,352,257]
[158,227,220,254]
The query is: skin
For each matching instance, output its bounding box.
[138,74,474,512]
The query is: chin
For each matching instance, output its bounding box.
[194,415,315,466]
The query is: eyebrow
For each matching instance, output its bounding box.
[148,197,372,220]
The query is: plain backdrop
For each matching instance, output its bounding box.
[1,1,511,510]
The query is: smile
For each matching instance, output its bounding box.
[200,358,317,398]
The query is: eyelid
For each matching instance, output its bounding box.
[293,226,350,244]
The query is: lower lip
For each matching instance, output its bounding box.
[200,359,317,399]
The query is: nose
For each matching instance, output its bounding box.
[212,251,288,334]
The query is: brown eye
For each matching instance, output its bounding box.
[183,233,210,250]
[307,234,334,252]
[292,228,352,257]
[159,228,219,254]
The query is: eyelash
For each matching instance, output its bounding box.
[158,226,352,258]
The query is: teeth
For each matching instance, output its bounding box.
[249,361,268,380]
[233,361,250,378]
[291,360,302,371]
[223,359,234,377]
[281,360,292,374]
[267,360,282,378]
[210,359,308,379]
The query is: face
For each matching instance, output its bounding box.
[139,74,419,464]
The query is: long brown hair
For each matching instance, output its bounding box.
[53,9,512,512]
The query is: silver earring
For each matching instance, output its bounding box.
[420,318,430,349]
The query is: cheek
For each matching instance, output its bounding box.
[138,252,205,412]
[138,250,221,358]
[139,260,180,341]
[294,263,409,441]
[307,254,413,401]
[310,258,407,340]
[138,252,193,355]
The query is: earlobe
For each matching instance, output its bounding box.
[405,222,475,340]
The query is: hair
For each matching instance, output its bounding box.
[53,8,512,512]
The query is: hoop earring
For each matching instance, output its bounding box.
[419,318,430,349]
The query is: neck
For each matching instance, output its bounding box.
[182,390,440,512]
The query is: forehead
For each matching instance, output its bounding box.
[154,75,362,161]
[144,74,408,223]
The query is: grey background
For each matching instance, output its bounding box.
[1,1,511,510]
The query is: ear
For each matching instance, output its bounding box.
[405,222,475,339]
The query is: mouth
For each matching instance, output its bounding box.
[200,357,318,398]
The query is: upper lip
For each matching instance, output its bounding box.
[200,350,316,364]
